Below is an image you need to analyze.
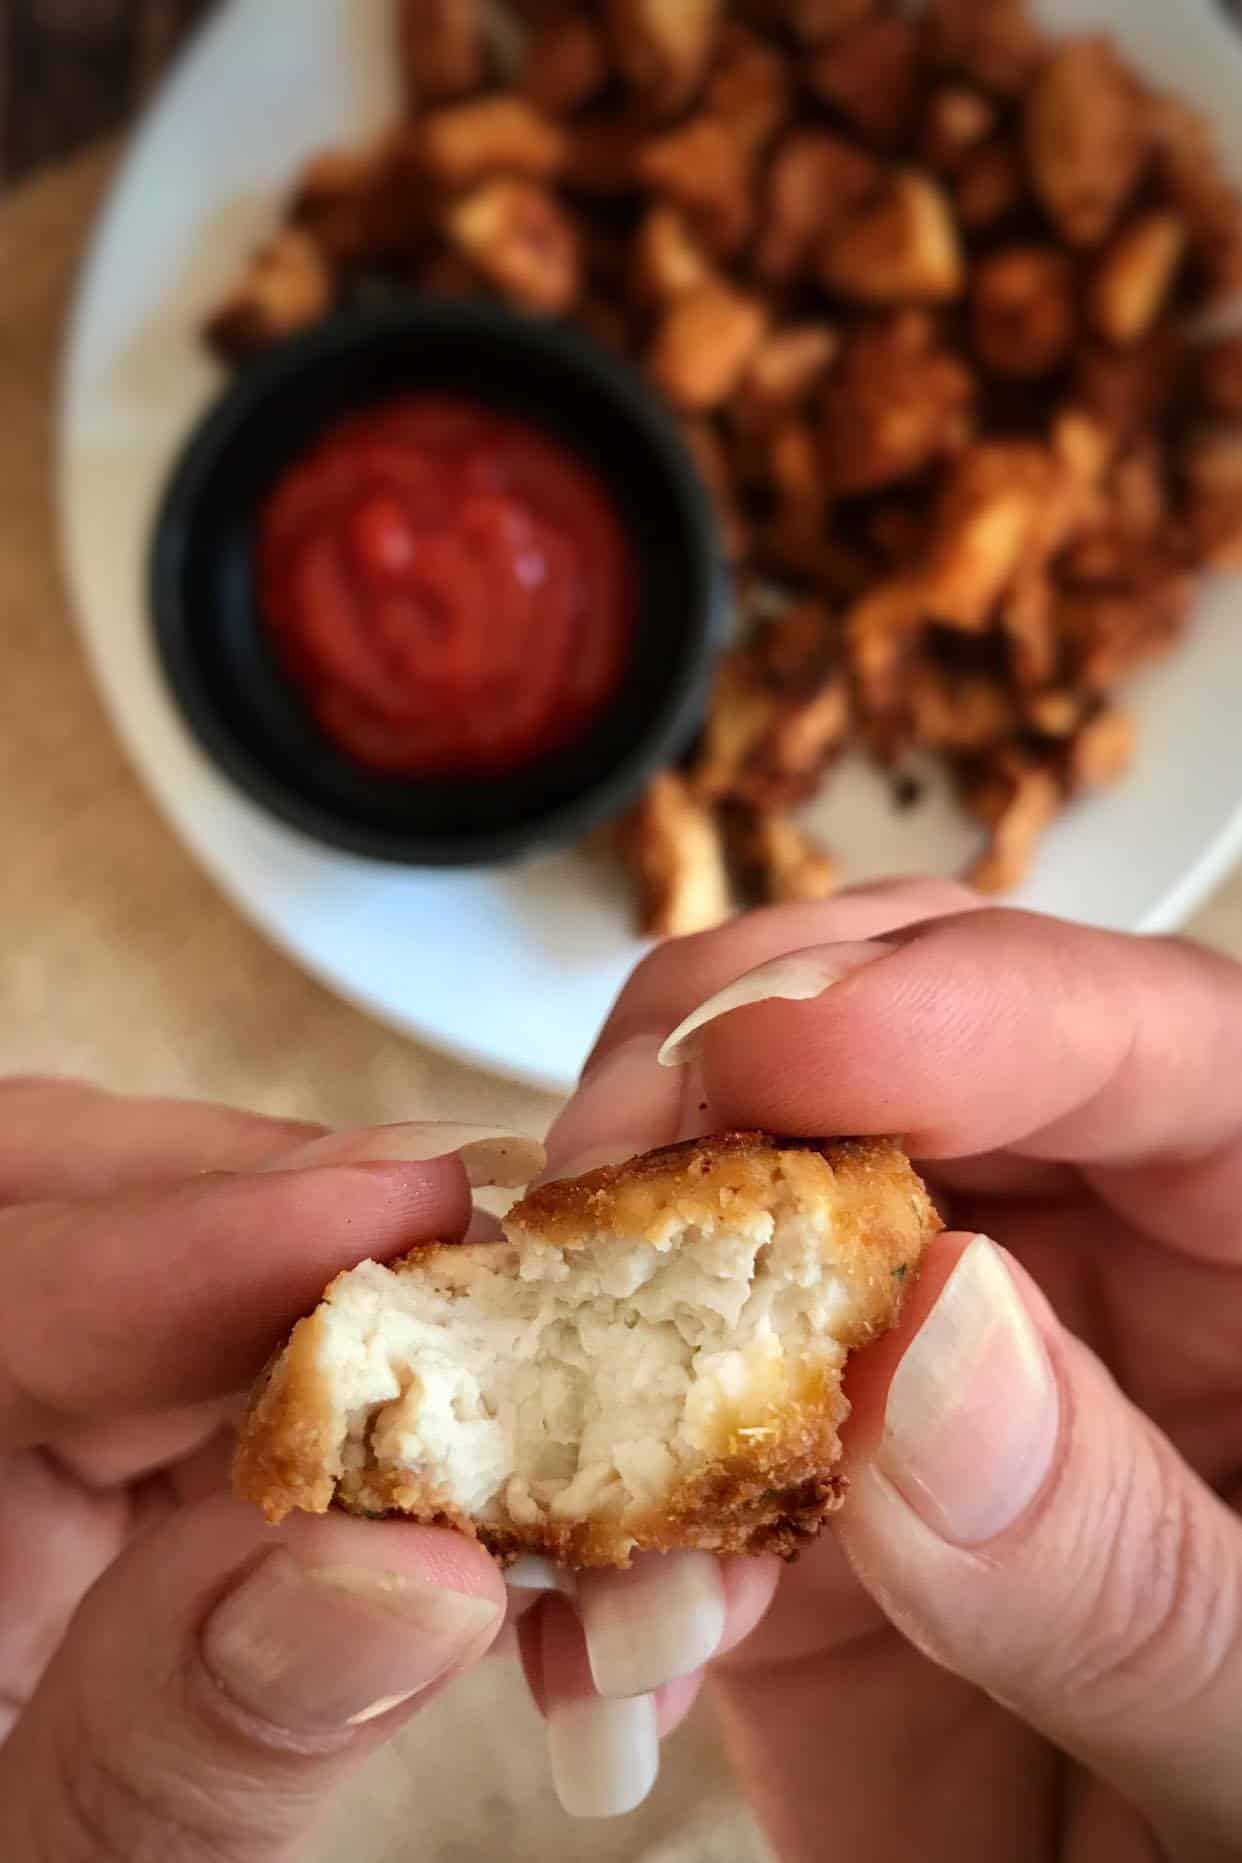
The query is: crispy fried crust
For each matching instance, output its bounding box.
[234,1134,940,1564]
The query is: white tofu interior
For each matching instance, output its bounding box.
[316,1205,858,1528]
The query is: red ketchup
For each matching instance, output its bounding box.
[258,397,636,778]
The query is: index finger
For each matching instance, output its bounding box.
[0,1159,475,1449]
[544,880,982,1176]
[685,910,1242,1167]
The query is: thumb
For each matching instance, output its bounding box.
[2,1495,504,1862]
[837,1232,1242,1863]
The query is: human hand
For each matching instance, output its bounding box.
[526,883,1242,1862]
[0,1084,543,1862]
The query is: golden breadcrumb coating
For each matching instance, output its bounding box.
[234,1134,940,1567]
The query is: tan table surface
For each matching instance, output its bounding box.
[6,145,1242,1863]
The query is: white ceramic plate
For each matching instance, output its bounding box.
[59,0,1242,1093]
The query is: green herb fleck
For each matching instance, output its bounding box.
[892,1264,908,1281]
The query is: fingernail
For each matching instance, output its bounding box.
[876,1235,1060,1546]
[547,1691,660,1819]
[202,1551,501,1733]
[658,942,895,1067]
[581,1553,724,1697]
[505,1555,573,1594]
[261,1122,546,1188]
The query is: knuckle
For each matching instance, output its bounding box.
[44,1699,248,1863]
[1052,1429,1239,1718]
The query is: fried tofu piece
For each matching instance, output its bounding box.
[1149,93,1242,301]
[1024,687,1085,738]
[1197,336,1242,420]
[234,1133,940,1565]
[920,442,1057,630]
[728,809,839,906]
[1058,584,1190,692]
[649,281,768,411]
[925,0,1045,98]
[696,604,849,809]
[738,323,840,427]
[755,131,880,285]
[564,114,647,198]
[778,0,876,40]
[624,772,732,938]
[444,179,580,314]
[971,247,1076,379]
[522,16,609,117]
[1089,212,1187,347]
[765,413,823,512]
[397,0,486,103]
[204,231,334,361]
[682,419,751,561]
[607,0,722,117]
[821,172,965,304]
[636,116,755,256]
[290,140,427,264]
[822,313,975,495]
[1001,569,1059,689]
[908,664,1016,750]
[809,16,920,148]
[845,576,928,715]
[1026,39,1147,248]
[953,139,1026,231]
[633,203,712,304]
[964,755,1060,893]
[1182,431,1242,569]
[1073,329,1186,445]
[421,96,569,189]
[920,86,997,175]
[1063,706,1135,793]
[705,24,790,158]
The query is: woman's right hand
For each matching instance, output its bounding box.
[530,885,1242,1862]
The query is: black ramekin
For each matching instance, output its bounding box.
[150,298,729,865]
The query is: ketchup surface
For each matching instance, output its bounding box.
[258,397,636,778]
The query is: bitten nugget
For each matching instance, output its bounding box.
[234,1133,941,1566]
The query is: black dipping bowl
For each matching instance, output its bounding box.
[151,300,728,864]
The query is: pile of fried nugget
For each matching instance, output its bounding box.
[207,0,1242,935]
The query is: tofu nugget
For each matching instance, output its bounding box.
[234,1133,941,1566]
